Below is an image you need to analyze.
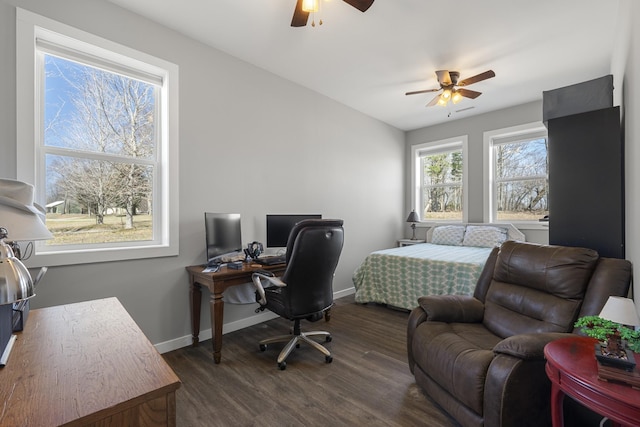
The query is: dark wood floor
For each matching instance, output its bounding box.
[163,295,460,427]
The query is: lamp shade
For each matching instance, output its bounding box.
[0,206,52,241]
[0,179,52,241]
[406,210,420,223]
[598,296,640,327]
[0,240,35,305]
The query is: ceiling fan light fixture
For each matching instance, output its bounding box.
[302,0,319,12]
[406,69,495,109]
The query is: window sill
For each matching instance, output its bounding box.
[500,221,549,231]
[415,221,549,231]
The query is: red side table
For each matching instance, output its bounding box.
[544,336,640,427]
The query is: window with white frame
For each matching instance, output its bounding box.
[483,123,548,223]
[16,9,179,267]
[411,136,468,222]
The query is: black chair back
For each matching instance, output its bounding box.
[279,219,344,319]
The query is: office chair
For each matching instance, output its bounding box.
[252,219,344,370]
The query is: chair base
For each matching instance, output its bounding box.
[259,330,333,369]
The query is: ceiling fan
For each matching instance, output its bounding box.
[405,70,496,107]
[291,0,375,27]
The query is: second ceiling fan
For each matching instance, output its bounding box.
[406,70,496,107]
[291,0,375,27]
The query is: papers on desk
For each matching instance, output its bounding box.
[203,251,246,273]
[203,265,221,273]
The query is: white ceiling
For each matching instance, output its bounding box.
[107,0,621,131]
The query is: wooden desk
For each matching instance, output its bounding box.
[0,297,181,427]
[545,336,640,427]
[186,263,286,364]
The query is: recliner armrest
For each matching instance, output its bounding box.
[493,332,574,360]
[417,295,484,323]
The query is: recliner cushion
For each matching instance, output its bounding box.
[483,241,598,338]
[493,241,598,298]
[484,283,583,338]
[412,321,502,415]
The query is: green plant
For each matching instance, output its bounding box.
[575,315,640,353]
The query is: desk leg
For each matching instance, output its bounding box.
[189,279,202,347]
[210,291,224,364]
[550,382,565,427]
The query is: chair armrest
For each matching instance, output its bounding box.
[493,332,574,360]
[417,295,484,323]
[251,272,286,305]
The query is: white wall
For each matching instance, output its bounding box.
[0,0,405,350]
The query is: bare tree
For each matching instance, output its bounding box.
[46,57,154,228]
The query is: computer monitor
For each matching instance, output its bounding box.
[266,214,322,248]
[204,212,242,264]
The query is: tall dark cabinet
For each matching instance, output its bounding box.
[547,106,624,258]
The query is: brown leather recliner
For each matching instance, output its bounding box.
[407,241,632,427]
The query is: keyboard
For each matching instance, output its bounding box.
[255,255,286,265]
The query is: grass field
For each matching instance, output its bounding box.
[45,213,153,245]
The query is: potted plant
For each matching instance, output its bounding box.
[575,315,640,371]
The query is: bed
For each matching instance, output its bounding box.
[353,223,525,310]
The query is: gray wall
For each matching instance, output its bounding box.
[2,0,638,346]
[0,0,405,349]
[405,101,550,244]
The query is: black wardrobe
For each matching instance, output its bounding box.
[547,105,624,259]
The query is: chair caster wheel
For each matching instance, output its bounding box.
[326,335,332,342]
[296,343,300,348]
[325,355,333,364]
[259,344,267,352]
[278,361,287,370]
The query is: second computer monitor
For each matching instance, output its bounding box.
[266,214,322,248]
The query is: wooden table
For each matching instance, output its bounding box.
[0,297,181,426]
[544,336,640,427]
[186,263,286,364]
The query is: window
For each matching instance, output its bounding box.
[16,9,179,266]
[411,136,468,222]
[483,123,548,223]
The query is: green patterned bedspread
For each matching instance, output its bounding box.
[353,243,493,310]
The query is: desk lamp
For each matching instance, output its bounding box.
[406,210,420,240]
[599,296,640,328]
[0,179,52,365]
[594,296,640,371]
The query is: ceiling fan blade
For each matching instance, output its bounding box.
[405,88,440,96]
[342,0,375,12]
[291,0,310,27]
[457,88,482,99]
[458,70,495,87]
[426,94,441,107]
[435,70,452,86]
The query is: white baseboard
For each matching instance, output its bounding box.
[154,287,355,354]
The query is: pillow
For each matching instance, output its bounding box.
[430,225,466,246]
[462,225,508,248]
